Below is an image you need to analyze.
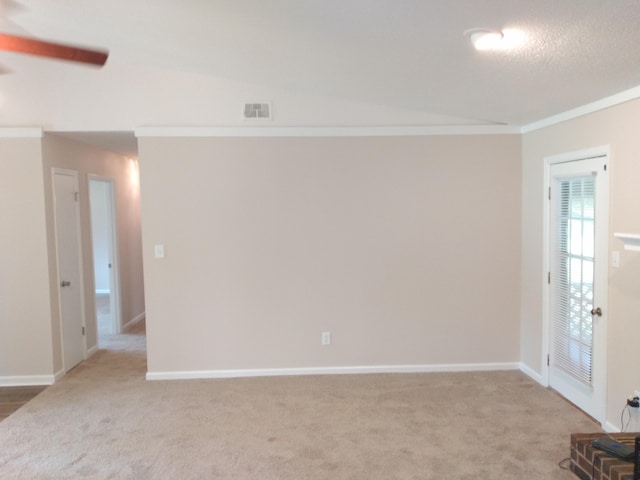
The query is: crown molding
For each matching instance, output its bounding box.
[136,124,519,139]
[521,85,640,134]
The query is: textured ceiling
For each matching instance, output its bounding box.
[2,0,640,155]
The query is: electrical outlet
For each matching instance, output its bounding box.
[634,390,640,400]
[321,331,331,346]
[628,391,640,408]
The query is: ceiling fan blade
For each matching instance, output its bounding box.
[0,33,108,66]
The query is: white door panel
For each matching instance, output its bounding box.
[547,155,608,424]
[53,170,85,371]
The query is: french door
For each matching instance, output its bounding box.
[547,154,608,424]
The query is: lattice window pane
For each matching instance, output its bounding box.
[551,176,595,386]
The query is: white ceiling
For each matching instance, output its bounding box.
[2,0,640,156]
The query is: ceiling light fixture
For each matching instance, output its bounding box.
[464,28,505,51]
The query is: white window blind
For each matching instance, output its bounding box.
[551,176,595,387]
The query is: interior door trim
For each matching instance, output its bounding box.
[541,146,610,425]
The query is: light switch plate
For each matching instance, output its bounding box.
[611,250,620,268]
[154,244,165,259]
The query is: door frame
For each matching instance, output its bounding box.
[51,168,87,371]
[88,175,122,335]
[541,145,610,425]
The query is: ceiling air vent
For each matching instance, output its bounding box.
[243,102,272,120]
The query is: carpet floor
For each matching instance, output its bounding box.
[0,323,598,479]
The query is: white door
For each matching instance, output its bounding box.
[547,154,608,423]
[53,169,86,371]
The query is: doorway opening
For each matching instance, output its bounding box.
[89,177,121,344]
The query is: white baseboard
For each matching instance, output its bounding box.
[603,421,619,433]
[95,289,110,295]
[0,374,56,386]
[146,362,520,381]
[519,362,544,385]
[54,368,65,382]
[86,344,99,357]
[122,311,145,331]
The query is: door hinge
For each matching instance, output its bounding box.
[82,326,85,335]
[548,272,551,284]
[74,191,79,202]
[547,354,550,366]
[548,187,551,200]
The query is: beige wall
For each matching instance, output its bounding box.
[522,97,640,430]
[0,136,55,383]
[41,134,145,372]
[139,135,521,375]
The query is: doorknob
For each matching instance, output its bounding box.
[60,280,71,287]
[590,307,602,316]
